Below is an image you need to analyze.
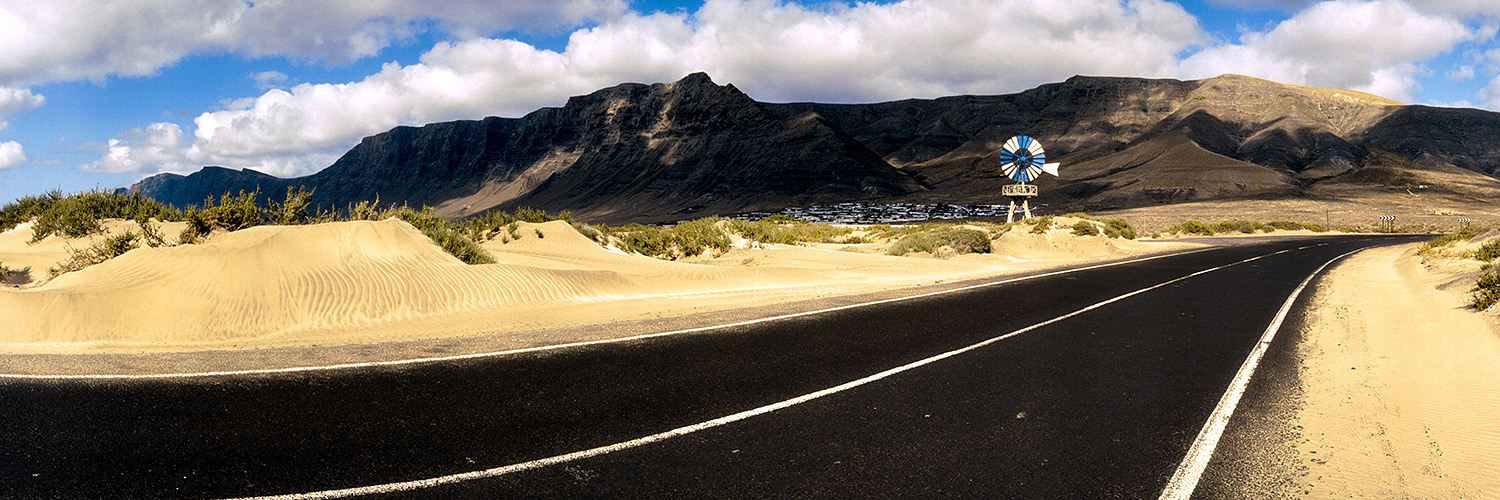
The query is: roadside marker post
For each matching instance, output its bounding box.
[1379,215,1395,233]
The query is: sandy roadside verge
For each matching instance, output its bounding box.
[1290,243,1500,498]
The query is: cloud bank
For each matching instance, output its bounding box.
[20,0,1500,178]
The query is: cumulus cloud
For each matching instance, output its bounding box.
[0,0,627,87]
[1448,64,1476,81]
[250,70,291,90]
[89,0,1207,178]
[80,0,1500,178]
[0,141,25,170]
[1205,0,1320,10]
[1479,75,1500,109]
[1178,0,1487,102]
[0,87,45,131]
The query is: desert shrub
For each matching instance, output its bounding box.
[729,216,851,245]
[181,189,263,241]
[670,217,731,257]
[534,228,545,239]
[1474,264,1500,310]
[347,196,382,221]
[1419,226,1485,256]
[866,224,932,240]
[573,222,607,245]
[1266,221,1304,231]
[48,231,144,279]
[1103,218,1137,239]
[1170,220,1215,236]
[266,186,332,225]
[1474,240,1500,262]
[22,190,183,242]
[1071,221,1098,236]
[0,190,64,233]
[888,228,991,257]
[1212,219,1267,234]
[601,218,733,259]
[514,207,555,224]
[612,224,674,258]
[461,211,518,242]
[833,234,870,244]
[379,205,495,265]
[1029,216,1054,234]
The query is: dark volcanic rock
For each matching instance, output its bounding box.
[133,73,1500,221]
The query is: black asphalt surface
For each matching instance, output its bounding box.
[0,234,1430,500]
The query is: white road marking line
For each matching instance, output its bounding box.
[1,249,1213,380]
[225,248,1291,500]
[1157,247,1364,500]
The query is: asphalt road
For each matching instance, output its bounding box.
[0,234,1431,499]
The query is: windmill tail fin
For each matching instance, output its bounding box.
[1042,163,1060,177]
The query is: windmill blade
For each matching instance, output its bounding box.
[1041,162,1060,177]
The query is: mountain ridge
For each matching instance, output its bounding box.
[132,72,1500,223]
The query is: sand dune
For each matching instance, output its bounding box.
[0,218,1190,353]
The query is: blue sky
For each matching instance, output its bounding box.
[1,0,1498,204]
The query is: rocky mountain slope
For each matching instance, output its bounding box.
[133,73,1500,222]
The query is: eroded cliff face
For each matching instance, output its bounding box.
[135,73,1500,222]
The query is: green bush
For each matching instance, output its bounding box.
[1029,216,1054,234]
[888,228,991,256]
[728,217,852,245]
[1474,264,1500,310]
[48,231,145,279]
[1211,219,1267,234]
[181,189,263,241]
[613,224,674,258]
[0,190,63,233]
[1475,240,1500,262]
[1102,218,1137,239]
[1171,220,1215,236]
[604,218,731,259]
[1419,226,1485,256]
[20,190,183,242]
[1071,221,1098,236]
[380,205,495,265]
[670,217,732,257]
[266,186,331,225]
[514,207,555,224]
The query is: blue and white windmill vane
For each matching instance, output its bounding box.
[995,135,1060,222]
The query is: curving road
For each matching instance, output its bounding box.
[0,234,1430,499]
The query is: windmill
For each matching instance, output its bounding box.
[995,135,1060,222]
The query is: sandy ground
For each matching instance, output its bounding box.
[1288,242,1500,498]
[0,217,1194,355]
[1098,194,1496,235]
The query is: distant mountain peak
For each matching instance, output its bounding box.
[133,73,1500,221]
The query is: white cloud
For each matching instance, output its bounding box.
[1479,74,1500,109]
[0,86,45,131]
[1448,64,1476,81]
[1205,0,1320,10]
[1178,0,1485,102]
[81,0,1500,178]
[0,141,25,169]
[250,70,290,89]
[89,0,1208,178]
[0,0,627,87]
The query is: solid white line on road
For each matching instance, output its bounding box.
[225,247,1301,500]
[1,249,1215,381]
[1157,247,1364,500]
